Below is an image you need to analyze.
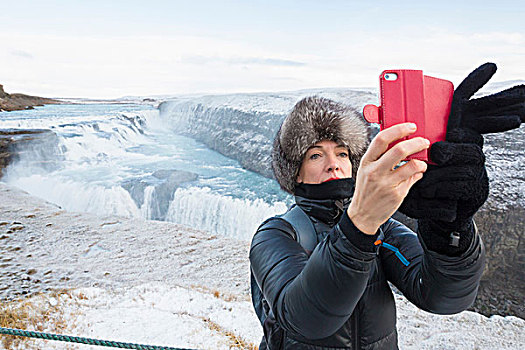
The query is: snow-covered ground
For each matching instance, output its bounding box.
[1,183,524,349]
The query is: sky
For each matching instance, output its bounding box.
[0,0,524,99]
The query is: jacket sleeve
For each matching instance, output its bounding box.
[249,213,378,340]
[381,219,485,315]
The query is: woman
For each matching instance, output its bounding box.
[250,63,525,349]
[250,95,483,349]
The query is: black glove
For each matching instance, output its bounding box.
[450,63,524,137]
[404,140,488,223]
[399,63,524,254]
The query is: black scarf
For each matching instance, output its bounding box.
[294,178,355,226]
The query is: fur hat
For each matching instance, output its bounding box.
[272,96,369,194]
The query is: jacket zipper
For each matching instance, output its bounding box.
[352,311,360,350]
[374,239,410,266]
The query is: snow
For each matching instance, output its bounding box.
[120,78,525,115]
[159,87,378,115]
[56,285,261,349]
[0,183,523,350]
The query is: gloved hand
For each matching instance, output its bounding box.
[449,63,524,139]
[399,63,524,245]
[402,140,488,223]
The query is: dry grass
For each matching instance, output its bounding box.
[186,285,258,348]
[189,284,247,302]
[200,317,257,350]
[0,300,31,349]
[0,289,78,349]
[175,310,258,350]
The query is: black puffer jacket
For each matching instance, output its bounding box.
[250,185,485,349]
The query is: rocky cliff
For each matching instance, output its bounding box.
[0,84,61,111]
[0,129,63,179]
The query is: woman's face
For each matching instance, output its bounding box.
[296,140,352,184]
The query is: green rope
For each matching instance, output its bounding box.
[0,326,197,350]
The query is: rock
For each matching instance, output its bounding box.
[122,169,198,220]
[121,179,148,207]
[9,224,25,231]
[469,204,525,318]
[0,84,61,112]
[100,221,120,227]
[150,170,198,220]
[0,128,63,179]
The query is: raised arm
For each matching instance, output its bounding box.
[380,218,485,314]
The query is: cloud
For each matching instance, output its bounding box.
[180,55,305,67]
[0,29,523,98]
[10,50,34,59]
[229,57,305,67]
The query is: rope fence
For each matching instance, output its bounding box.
[0,326,197,350]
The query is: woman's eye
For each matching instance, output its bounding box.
[310,153,321,160]
[339,152,348,158]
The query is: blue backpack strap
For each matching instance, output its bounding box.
[280,205,318,255]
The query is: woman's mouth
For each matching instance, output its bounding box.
[322,177,340,183]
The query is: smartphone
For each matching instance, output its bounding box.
[363,69,454,163]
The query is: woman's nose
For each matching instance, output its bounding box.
[327,164,339,172]
[326,156,339,172]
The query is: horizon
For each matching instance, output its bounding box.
[1,1,524,99]
[21,78,525,101]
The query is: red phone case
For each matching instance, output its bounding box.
[363,70,454,163]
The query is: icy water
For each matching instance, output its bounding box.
[0,103,290,241]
